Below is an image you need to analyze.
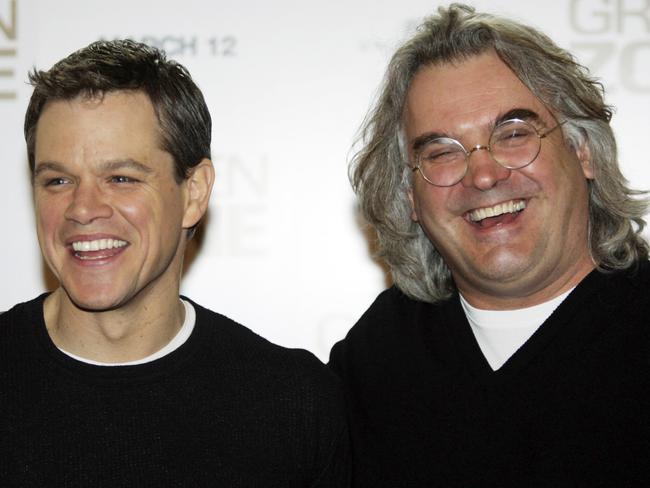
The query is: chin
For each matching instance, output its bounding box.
[63,286,130,313]
[472,253,535,283]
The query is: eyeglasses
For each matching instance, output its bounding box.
[411,118,564,187]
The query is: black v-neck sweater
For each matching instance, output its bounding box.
[330,263,650,487]
[0,296,349,487]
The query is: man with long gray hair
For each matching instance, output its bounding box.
[330,4,650,486]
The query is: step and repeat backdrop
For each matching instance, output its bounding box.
[1,0,648,359]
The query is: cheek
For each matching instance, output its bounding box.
[33,202,63,266]
[116,191,159,226]
[411,184,454,227]
[117,192,184,244]
[528,145,582,182]
[119,201,150,223]
[35,197,63,235]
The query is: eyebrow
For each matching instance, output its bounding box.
[495,108,542,126]
[409,107,544,154]
[34,158,154,178]
[100,159,154,175]
[33,161,66,178]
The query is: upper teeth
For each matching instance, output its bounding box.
[469,200,526,222]
[72,239,128,252]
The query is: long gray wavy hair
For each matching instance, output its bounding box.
[351,3,648,303]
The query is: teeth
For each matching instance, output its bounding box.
[72,239,128,252]
[469,200,526,222]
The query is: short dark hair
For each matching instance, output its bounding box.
[24,39,211,182]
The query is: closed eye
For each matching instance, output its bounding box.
[420,140,466,164]
[424,151,457,163]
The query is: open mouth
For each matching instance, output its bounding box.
[467,200,526,228]
[71,238,128,260]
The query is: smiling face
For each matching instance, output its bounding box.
[33,90,203,312]
[404,51,595,309]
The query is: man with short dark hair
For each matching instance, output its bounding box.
[330,4,650,486]
[1,39,349,486]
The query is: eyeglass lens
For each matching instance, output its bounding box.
[416,119,543,186]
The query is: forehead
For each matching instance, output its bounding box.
[403,51,549,137]
[34,90,163,166]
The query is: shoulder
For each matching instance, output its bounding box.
[562,262,650,347]
[585,260,650,307]
[349,286,421,333]
[624,259,650,286]
[614,260,650,314]
[0,294,45,319]
[185,298,347,465]
[0,295,48,373]
[333,285,437,345]
[329,286,448,372]
[0,294,46,336]
[186,297,343,399]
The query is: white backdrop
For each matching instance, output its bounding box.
[1,0,649,360]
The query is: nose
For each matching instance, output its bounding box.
[460,145,511,190]
[64,181,113,225]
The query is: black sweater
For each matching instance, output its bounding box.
[0,295,349,487]
[330,264,650,487]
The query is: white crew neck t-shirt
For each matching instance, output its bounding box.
[460,290,573,370]
[59,299,196,366]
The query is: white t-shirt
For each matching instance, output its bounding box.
[59,299,196,366]
[460,290,572,371]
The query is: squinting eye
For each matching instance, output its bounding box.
[45,177,69,186]
[110,175,137,184]
[425,150,453,161]
[502,129,530,139]
[492,123,536,143]
[420,144,464,164]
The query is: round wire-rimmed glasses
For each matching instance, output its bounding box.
[411,118,565,187]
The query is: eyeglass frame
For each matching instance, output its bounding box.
[410,118,565,187]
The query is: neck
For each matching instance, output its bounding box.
[458,258,595,311]
[44,286,185,363]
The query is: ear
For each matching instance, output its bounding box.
[575,142,594,180]
[182,158,215,229]
[408,187,419,222]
